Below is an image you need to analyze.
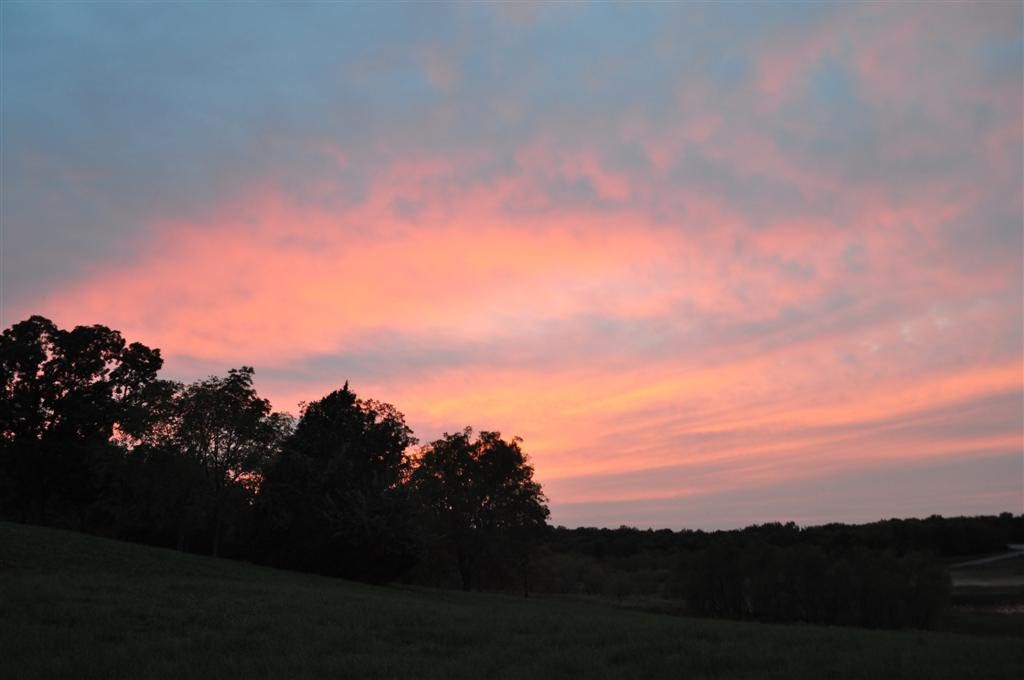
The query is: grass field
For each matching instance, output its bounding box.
[1,522,1022,679]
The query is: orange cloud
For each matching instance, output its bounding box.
[20,139,1022,526]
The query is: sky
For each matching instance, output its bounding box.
[2,1,1022,529]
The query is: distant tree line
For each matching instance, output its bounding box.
[2,316,1020,629]
[525,516,1021,627]
[683,540,952,628]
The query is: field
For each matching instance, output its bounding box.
[1,522,1022,680]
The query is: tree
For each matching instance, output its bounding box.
[0,315,59,447]
[411,428,549,592]
[1,315,166,446]
[0,315,167,527]
[256,383,419,582]
[173,367,291,556]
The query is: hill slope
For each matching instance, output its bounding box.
[1,522,1021,679]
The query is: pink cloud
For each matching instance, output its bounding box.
[15,5,1023,522]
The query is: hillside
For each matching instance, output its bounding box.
[1,522,1021,680]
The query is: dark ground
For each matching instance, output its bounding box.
[1,521,1021,680]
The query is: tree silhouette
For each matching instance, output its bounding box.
[0,314,993,621]
[1,316,166,445]
[0,315,165,527]
[257,383,420,582]
[412,428,549,591]
[172,367,291,556]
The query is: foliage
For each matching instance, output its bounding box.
[173,368,280,489]
[256,384,419,582]
[684,539,951,628]
[411,428,549,591]
[0,315,167,528]
[163,366,293,556]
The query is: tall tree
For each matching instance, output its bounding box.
[257,383,419,582]
[0,315,59,446]
[0,315,166,527]
[173,367,291,556]
[1,315,166,446]
[412,428,549,592]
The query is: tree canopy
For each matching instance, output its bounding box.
[257,384,420,582]
[1,315,166,447]
[171,366,292,555]
[0,315,167,528]
[412,428,549,591]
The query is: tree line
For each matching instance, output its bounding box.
[3,315,1020,628]
[0,316,548,590]
[526,516,1022,628]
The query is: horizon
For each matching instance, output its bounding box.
[2,1,1022,530]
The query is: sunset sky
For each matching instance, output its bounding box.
[2,2,1022,529]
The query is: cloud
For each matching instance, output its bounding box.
[3,1,1021,527]
[551,450,1023,530]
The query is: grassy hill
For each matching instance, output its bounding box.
[1,522,1021,679]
